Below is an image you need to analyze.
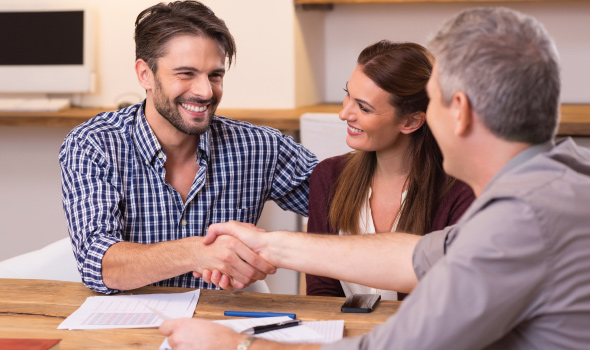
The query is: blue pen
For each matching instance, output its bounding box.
[224,311,296,319]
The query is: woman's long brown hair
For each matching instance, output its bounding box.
[328,41,454,235]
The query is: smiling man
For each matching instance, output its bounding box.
[58,1,317,294]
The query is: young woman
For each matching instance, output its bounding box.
[306,41,475,301]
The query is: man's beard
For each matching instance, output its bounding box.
[153,76,217,136]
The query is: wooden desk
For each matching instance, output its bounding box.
[1,103,589,136]
[0,279,399,349]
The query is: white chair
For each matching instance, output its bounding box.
[242,280,270,293]
[300,112,353,162]
[297,113,353,293]
[0,237,81,282]
[299,112,353,228]
[0,237,270,293]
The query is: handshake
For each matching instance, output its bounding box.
[193,221,278,290]
[191,220,417,294]
[102,217,415,294]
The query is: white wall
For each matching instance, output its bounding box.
[0,126,72,259]
[319,2,590,104]
[0,0,297,109]
[2,1,588,107]
[295,9,328,106]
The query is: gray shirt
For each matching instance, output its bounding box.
[323,138,590,350]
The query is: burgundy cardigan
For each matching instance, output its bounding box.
[305,154,475,299]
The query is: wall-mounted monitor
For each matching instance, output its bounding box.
[0,6,94,95]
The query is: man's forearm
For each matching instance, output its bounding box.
[102,234,274,291]
[102,238,198,290]
[267,232,420,293]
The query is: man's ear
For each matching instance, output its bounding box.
[135,59,153,91]
[451,91,473,136]
[400,111,426,135]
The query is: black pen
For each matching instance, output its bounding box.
[241,319,302,335]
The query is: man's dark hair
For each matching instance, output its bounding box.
[134,1,236,73]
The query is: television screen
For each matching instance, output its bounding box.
[0,11,84,65]
[0,8,93,94]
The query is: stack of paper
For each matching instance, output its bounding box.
[57,290,344,348]
[58,290,200,330]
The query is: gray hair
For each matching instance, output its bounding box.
[428,7,560,144]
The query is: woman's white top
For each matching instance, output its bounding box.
[338,188,407,301]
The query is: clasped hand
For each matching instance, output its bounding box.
[194,221,271,289]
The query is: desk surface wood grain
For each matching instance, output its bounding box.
[0,279,398,349]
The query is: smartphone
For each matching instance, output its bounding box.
[341,294,381,313]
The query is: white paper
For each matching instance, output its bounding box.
[58,290,199,330]
[302,320,345,343]
[215,316,323,342]
[160,316,343,350]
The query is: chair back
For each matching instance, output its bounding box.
[0,237,81,282]
[300,113,352,162]
[242,280,271,293]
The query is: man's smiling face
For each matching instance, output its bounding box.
[150,34,226,136]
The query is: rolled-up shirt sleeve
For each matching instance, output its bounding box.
[59,132,124,294]
[412,226,454,279]
[270,132,318,217]
[322,198,547,350]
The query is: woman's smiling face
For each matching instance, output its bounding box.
[339,65,406,153]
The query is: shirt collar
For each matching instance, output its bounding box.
[133,101,212,166]
[197,122,211,164]
[483,140,554,193]
[134,101,163,166]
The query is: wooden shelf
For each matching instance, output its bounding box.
[0,104,341,130]
[558,104,590,136]
[0,107,105,128]
[0,103,588,136]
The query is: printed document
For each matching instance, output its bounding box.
[58,290,199,330]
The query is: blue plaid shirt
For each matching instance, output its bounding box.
[59,102,317,294]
